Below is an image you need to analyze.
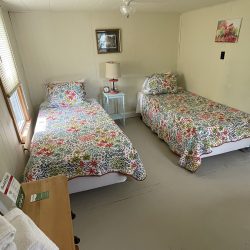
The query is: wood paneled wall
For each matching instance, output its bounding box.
[0,88,27,179]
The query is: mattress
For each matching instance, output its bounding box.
[24,99,146,182]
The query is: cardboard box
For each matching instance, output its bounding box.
[0,173,25,209]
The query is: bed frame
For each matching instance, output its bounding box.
[68,173,127,194]
[201,137,250,158]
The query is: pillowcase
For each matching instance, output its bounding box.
[142,72,178,95]
[46,80,86,108]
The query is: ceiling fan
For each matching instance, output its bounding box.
[120,0,167,18]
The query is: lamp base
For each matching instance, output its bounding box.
[109,79,119,94]
[110,89,119,94]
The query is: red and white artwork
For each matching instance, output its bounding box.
[215,19,242,43]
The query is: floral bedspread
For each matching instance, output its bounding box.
[24,100,146,182]
[141,90,250,172]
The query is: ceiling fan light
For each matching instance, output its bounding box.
[120,2,136,18]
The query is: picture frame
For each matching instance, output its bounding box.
[215,18,242,43]
[96,29,121,54]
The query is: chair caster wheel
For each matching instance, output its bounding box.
[74,236,80,244]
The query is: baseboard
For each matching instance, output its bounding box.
[125,112,140,119]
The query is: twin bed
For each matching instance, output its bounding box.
[24,81,146,193]
[137,89,250,172]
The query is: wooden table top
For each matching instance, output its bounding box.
[21,175,75,250]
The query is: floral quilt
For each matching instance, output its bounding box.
[24,100,146,182]
[141,90,250,172]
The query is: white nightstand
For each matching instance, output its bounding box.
[102,92,125,126]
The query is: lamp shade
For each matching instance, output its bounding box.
[105,62,121,79]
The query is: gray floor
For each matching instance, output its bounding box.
[70,117,250,250]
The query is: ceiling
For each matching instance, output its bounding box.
[0,0,234,13]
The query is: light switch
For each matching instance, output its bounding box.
[220,51,225,60]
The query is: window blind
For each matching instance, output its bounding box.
[0,9,19,97]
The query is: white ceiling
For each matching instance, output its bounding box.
[0,0,234,13]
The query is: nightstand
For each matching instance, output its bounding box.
[102,92,125,126]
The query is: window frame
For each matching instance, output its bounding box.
[0,81,30,143]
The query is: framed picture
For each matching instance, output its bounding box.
[215,18,242,43]
[96,29,121,54]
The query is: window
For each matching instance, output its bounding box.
[0,9,29,143]
[10,88,26,130]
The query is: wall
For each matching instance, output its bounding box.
[10,11,180,113]
[0,88,26,179]
[177,0,250,113]
[0,8,33,180]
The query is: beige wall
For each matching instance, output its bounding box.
[10,11,180,113]
[0,8,33,180]
[177,0,250,114]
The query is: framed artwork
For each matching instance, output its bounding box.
[215,18,242,43]
[95,29,121,54]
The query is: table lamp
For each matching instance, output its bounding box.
[105,62,121,94]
